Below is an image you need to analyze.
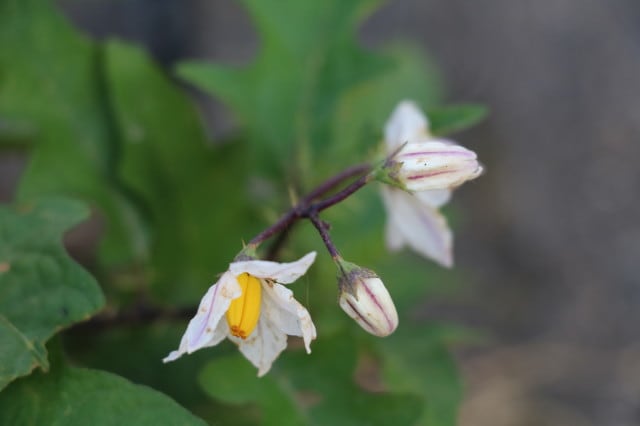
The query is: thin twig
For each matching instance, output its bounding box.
[248,163,371,247]
[308,212,340,259]
[265,220,296,260]
[302,163,370,202]
[311,172,373,213]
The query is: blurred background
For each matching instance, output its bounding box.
[3,0,640,424]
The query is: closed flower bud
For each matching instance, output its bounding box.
[337,262,398,337]
[394,140,482,192]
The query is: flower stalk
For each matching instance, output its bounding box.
[308,212,340,259]
[247,163,374,250]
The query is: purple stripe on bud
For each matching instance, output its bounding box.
[339,273,398,337]
[394,141,482,191]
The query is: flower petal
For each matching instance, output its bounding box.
[383,188,453,267]
[230,252,316,284]
[384,100,430,150]
[415,188,451,208]
[162,272,240,362]
[261,282,316,353]
[381,187,406,251]
[232,314,288,377]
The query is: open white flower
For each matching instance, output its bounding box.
[381,101,482,267]
[163,252,317,376]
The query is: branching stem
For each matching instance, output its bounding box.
[248,163,372,248]
[71,162,375,331]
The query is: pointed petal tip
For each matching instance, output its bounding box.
[394,100,424,117]
[436,249,454,268]
[303,331,316,354]
[162,351,181,363]
[385,100,430,149]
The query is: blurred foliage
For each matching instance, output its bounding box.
[0,0,149,266]
[0,0,485,424]
[198,332,424,426]
[177,0,391,184]
[428,104,489,136]
[0,198,103,390]
[0,340,206,426]
[103,40,263,303]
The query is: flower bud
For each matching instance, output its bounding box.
[392,140,482,192]
[337,263,398,337]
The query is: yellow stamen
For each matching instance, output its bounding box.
[226,273,262,339]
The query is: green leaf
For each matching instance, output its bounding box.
[0,117,36,147]
[103,40,263,303]
[331,43,444,166]
[0,198,104,390]
[428,104,488,136]
[0,364,206,425]
[177,0,393,183]
[197,332,422,426]
[282,331,423,426]
[377,324,466,426]
[0,0,148,266]
[103,39,212,199]
[64,324,250,424]
[199,354,305,426]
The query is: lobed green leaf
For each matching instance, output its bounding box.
[177,0,394,186]
[0,198,104,390]
[0,0,148,266]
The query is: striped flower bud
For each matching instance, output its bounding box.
[337,261,398,337]
[393,140,482,192]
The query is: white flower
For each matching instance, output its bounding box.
[381,101,482,267]
[338,269,398,337]
[163,252,317,377]
[381,186,453,266]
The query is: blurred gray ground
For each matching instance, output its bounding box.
[5,0,640,424]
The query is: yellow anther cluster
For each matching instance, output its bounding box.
[226,273,262,339]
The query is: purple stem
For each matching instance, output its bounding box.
[303,163,370,202]
[312,172,372,213]
[248,164,372,247]
[248,210,297,247]
[308,212,340,259]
